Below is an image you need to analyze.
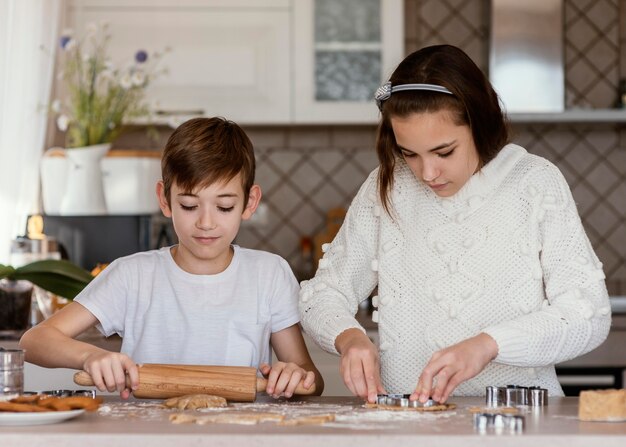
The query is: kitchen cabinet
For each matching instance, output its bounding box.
[66,0,292,124]
[65,0,404,125]
[292,0,404,123]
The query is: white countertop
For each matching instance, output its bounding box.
[1,396,625,447]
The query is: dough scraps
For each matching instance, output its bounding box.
[164,394,227,410]
[170,411,285,425]
[579,389,626,422]
[364,402,456,412]
[278,414,335,425]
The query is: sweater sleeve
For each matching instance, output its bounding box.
[299,170,380,355]
[483,164,611,367]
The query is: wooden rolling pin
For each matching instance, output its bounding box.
[73,363,316,401]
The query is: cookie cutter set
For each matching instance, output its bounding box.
[473,385,548,434]
[473,412,524,434]
[376,394,437,408]
[486,385,548,407]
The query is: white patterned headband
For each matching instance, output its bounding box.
[374,81,453,111]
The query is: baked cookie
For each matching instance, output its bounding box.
[36,396,103,412]
[1,395,102,412]
[579,389,626,422]
[0,401,51,413]
[164,394,227,410]
[9,394,46,405]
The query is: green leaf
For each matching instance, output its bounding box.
[2,260,93,299]
[10,271,88,299]
[0,264,16,278]
[15,259,93,283]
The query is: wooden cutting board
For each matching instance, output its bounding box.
[74,363,316,401]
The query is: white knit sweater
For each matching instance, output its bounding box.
[299,144,611,396]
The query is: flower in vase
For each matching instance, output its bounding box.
[51,23,168,148]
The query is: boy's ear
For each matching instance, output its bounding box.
[242,184,262,220]
[156,181,172,217]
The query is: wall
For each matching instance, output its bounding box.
[53,0,625,295]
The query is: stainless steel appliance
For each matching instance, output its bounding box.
[489,0,564,112]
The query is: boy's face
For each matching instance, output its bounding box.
[157,174,261,275]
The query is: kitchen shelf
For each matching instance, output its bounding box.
[509,109,626,123]
[127,109,626,127]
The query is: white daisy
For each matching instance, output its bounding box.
[56,114,69,131]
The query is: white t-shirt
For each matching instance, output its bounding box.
[75,245,300,367]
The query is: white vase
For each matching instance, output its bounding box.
[60,143,111,216]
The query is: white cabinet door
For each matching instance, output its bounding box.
[293,0,404,124]
[66,1,291,124]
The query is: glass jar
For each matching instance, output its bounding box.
[0,348,25,396]
[0,279,34,336]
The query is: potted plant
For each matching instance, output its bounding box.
[0,260,92,333]
[45,22,167,215]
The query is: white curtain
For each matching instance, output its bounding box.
[0,0,61,264]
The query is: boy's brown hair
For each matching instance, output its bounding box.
[161,117,255,207]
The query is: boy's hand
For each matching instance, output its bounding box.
[335,328,385,403]
[411,333,498,404]
[82,351,139,400]
[259,362,315,399]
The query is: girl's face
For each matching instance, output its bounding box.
[391,110,479,197]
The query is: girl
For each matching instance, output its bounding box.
[299,45,611,404]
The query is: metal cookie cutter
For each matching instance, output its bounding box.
[24,389,97,398]
[474,412,524,434]
[376,394,437,408]
[486,385,548,407]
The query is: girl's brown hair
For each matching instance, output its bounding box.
[376,44,509,212]
[161,117,255,207]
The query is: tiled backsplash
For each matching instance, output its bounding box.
[98,0,626,294]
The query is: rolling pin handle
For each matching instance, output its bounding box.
[74,370,96,386]
[255,377,316,395]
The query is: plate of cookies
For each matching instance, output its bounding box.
[0,393,102,425]
[0,408,85,426]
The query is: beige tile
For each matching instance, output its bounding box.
[404,0,419,41]
[330,126,377,148]
[286,127,332,148]
[244,127,288,149]
[584,162,621,195]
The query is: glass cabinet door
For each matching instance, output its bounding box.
[293,0,404,123]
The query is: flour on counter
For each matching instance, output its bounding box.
[98,401,169,421]
[98,399,459,429]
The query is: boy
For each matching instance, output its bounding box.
[20,117,324,399]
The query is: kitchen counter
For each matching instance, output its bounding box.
[1,395,625,446]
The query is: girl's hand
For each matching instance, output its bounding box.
[259,362,316,398]
[411,333,498,404]
[82,351,139,400]
[335,328,386,403]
